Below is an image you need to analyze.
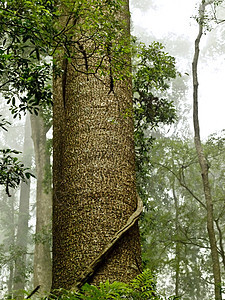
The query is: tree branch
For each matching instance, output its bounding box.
[73,193,143,290]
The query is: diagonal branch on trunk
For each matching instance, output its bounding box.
[73,193,143,290]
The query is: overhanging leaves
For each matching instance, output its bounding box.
[0,149,35,196]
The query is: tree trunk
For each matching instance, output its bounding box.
[215,219,225,270]
[52,0,142,290]
[14,115,33,299]
[6,191,16,299]
[7,262,14,299]
[173,185,181,298]
[30,112,52,295]
[192,2,222,299]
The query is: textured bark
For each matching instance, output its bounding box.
[75,194,143,289]
[52,0,142,290]
[192,2,222,299]
[14,115,33,299]
[30,112,52,295]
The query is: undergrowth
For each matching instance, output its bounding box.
[7,269,180,299]
[47,269,180,300]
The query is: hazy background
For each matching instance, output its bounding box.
[130,0,225,139]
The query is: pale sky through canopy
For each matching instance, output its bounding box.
[131,0,197,38]
[131,0,225,139]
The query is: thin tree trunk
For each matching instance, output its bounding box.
[7,262,14,299]
[172,185,181,298]
[7,192,16,299]
[192,2,222,299]
[52,0,142,290]
[30,112,52,296]
[14,115,33,299]
[215,219,225,270]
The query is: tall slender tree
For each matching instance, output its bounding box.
[192,1,222,299]
[31,111,52,295]
[14,115,33,299]
[52,0,142,290]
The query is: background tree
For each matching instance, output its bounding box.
[192,1,224,299]
[14,115,33,299]
[0,108,35,298]
[142,136,224,299]
[31,109,52,296]
[0,1,53,295]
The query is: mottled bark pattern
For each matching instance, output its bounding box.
[52,0,142,290]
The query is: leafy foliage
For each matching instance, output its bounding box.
[133,41,178,201]
[0,149,34,197]
[48,269,177,300]
[129,269,158,299]
[133,42,177,94]
[0,0,54,117]
[0,0,131,118]
[140,136,225,299]
[0,114,11,131]
[133,42,177,133]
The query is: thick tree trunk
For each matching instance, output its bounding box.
[14,115,33,299]
[30,112,52,295]
[192,2,222,299]
[52,0,142,290]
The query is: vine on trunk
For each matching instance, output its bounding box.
[74,194,143,290]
